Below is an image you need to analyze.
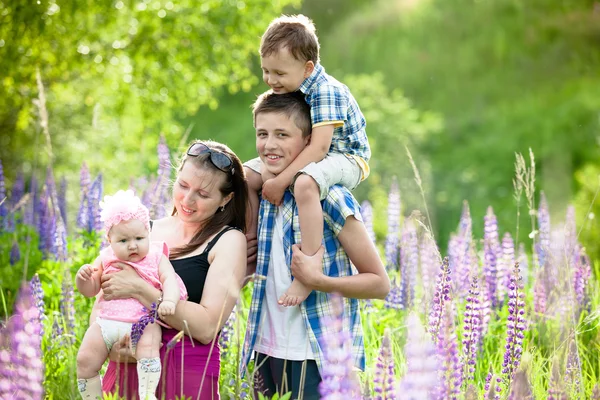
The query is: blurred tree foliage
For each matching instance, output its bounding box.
[0,0,298,189]
[319,0,600,248]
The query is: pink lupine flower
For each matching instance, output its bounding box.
[373,329,396,400]
[397,313,439,399]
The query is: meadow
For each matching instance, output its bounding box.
[1,138,599,400]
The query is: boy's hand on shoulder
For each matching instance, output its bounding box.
[158,300,176,317]
[262,177,286,206]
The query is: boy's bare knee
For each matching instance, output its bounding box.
[294,174,319,201]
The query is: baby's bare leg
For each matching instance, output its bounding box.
[279,173,323,307]
[77,322,109,399]
[135,323,162,400]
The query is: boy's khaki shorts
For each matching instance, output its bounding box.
[244,152,363,200]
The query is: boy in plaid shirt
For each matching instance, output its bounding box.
[242,90,388,399]
[245,14,371,307]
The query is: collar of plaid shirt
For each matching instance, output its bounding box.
[299,63,324,95]
[240,189,366,377]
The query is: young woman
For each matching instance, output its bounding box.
[99,140,248,400]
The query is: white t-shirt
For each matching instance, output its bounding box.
[254,207,314,360]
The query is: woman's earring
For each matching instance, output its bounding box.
[220,205,225,212]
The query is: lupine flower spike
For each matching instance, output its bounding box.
[77,162,90,229]
[437,304,462,399]
[502,263,526,384]
[30,273,46,337]
[0,283,44,399]
[397,313,439,399]
[373,328,396,400]
[384,177,401,272]
[10,241,21,265]
[428,257,452,344]
[462,276,481,383]
[60,270,76,341]
[399,219,418,309]
[360,200,376,245]
[318,294,361,399]
[483,207,500,307]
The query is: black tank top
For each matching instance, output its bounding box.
[151,224,237,304]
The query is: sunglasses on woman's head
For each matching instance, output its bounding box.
[186,143,235,175]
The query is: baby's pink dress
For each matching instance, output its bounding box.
[97,241,187,322]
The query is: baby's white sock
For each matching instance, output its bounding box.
[137,357,161,400]
[77,375,102,399]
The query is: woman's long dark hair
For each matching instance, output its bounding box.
[169,140,248,259]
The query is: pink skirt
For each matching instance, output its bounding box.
[102,328,221,400]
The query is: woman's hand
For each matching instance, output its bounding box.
[107,333,137,363]
[100,262,143,301]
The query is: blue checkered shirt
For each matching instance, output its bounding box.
[240,188,366,376]
[299,63,371,175]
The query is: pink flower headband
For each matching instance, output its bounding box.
[99,190,150,235]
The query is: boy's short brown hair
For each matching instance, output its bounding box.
[260,14,320,64]
[252,91,312,138]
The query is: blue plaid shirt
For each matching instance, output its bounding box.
[240,187,366,376]
[299,63,371,177]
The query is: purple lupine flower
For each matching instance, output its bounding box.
[497,232,515,303]
[399,219,418,309]
[591,384,600,400]
[0,159,6,219]
[318,294,361,399]
[45,214,57,260]
[564,339,582,398]
[573,247,591,306]
[508,369,532,400]
[384,178,401,272]
[452,201,474,298]
[428,257,452,344]
[49,311,65,348]
[419,232,441,308]
[131,303,158,347]
[60,271,76,338]
[24,174,39,227]
[533,269,547,315]
[384,278,403,310]
[10,241,21,265]
[547,356,565,400]
[57,176,67,232]
[1,283,44,399]
[396,313,439,399]
[502,263,526,383]
[373,329,396,400]
[219,306,237,352]
[29,273,46,337]
[11,170,25,208]
[362,299,375,314]
[149,136,172,219]
[484,372,501,400]
[483,207,500,307]
[462,276,481,383]
[536,192,551,269]
[77,163,90,229]
[52,217,68,261]
[37,187,52,257]
[437,304,462,399]
[564,205,577,256]
[87,173,103,232]
[360,200,376,245]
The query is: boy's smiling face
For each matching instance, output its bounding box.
[261,47,314,94]
[255,111,310,176]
